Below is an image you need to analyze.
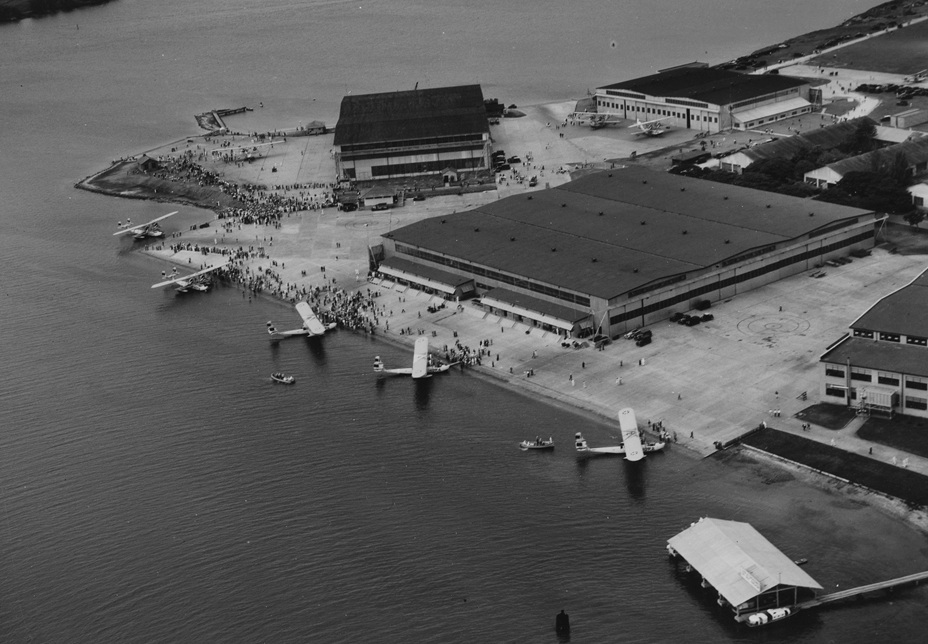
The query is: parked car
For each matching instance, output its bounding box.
[340,202,358,212]
[701,313,714,322]
[371,202,391,211]
[507,156,522,164]
[670,312,685,323]
[412,194,426,201]
[635,336,652,347]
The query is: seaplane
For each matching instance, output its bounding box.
[568,111,625,129]
[574,408,665,461]
[630,117,671,137]
[373,337,453,379]
[113,211,177,240]
[210,140,280,162]
[266,301,336,340]
[150,262,227,293]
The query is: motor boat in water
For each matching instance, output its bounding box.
[271,372,295,384]
[520,437,554,450]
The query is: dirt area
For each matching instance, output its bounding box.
[795,403,858,430]
[859,415,928,459]
[734,0,928,70]
[808,14,928,75]
[742,428,928,506]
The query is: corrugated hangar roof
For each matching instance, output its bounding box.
[333,84,489,146]
[820,336,928,377]
[851,267,928,339]
[667,518,822,608]
[599,68,807,106]
[384,166,871,300]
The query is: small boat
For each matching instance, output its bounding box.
[271,372,295,384]
[793,558,808,566]
[520,437,554,451]
[745,606,795,627]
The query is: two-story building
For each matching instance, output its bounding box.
[819,267,928,418]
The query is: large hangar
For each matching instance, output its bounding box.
[379,166,878,338]
[333,84,491,181]
[594,65,812,134]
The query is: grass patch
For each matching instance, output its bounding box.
[741,427,928,507]
[794,403,858,430]
[858,415,928,460]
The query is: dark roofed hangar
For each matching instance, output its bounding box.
[333,84,491,181]
[379,166,877,338]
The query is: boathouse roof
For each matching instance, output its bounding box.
[667,517,822,607]
[334,84,489,146]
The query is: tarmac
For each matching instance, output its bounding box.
[141,96,928,479]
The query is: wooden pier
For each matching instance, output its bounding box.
[797,570,928,610]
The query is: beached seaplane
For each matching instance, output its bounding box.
[630,117,671,137]
[373,337,453,379]
[574,408,665,461]
[150,262,227,293]
[114,211,177,240]
[266,301,336,340]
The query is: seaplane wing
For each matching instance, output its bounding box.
[268,302,334,340]
[618,408,645,461]
[295,301,328,336]
[151,262,227,290]
[411,337,430,379]
[114,211,177,237]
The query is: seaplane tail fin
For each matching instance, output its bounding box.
[618,407,645,461]
[295,301,327,335]
[575,432,589,452]
[411,337,429,379]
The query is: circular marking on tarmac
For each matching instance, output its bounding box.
[344,218,379,229]
[737,314,810,337]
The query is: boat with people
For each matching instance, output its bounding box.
[520,437,554,450]
[271,372,295,384]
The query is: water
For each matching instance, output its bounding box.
[3,0,927,641]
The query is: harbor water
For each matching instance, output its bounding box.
[2,0,927,641]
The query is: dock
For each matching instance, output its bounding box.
[797,570,928,610]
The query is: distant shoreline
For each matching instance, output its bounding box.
[0,0,118,24]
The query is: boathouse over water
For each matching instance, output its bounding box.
[667,517,822,621]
